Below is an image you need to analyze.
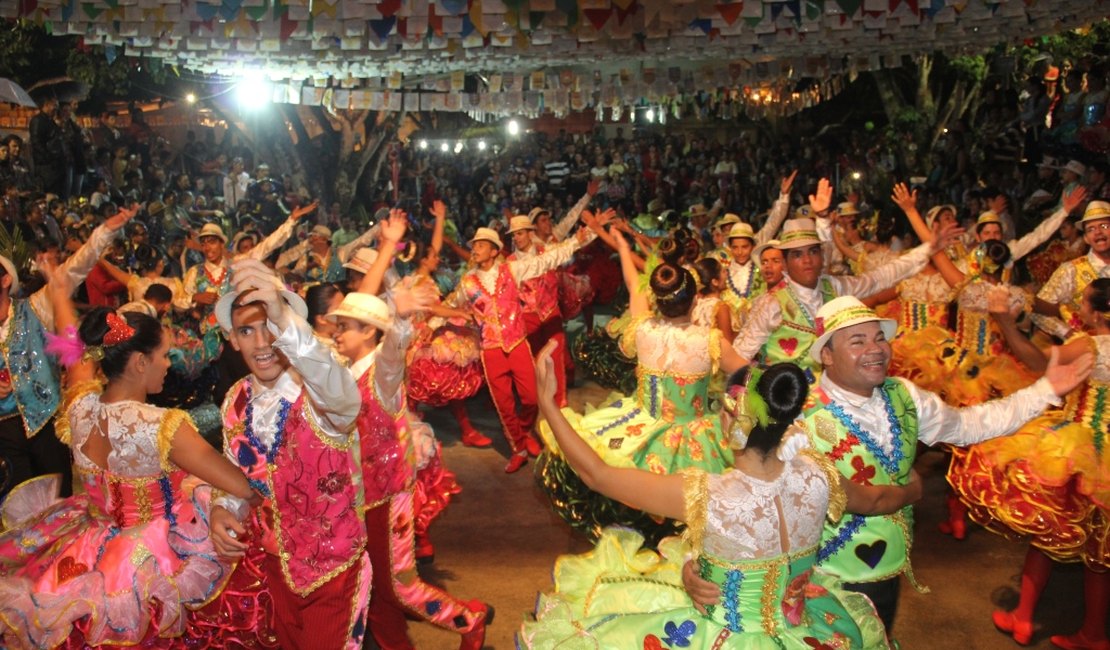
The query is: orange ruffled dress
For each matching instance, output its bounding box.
[949,334,1110,568]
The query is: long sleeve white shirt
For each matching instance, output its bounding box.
[815,373,1061,452]
[20,223,119,333]
[732,243,933,360]
[348,316,413,415]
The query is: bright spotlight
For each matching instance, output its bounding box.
[645,108,654,123]
[185,93,197,104]
[418,139,428,150]
[454,141,464,153]
[507,119,520,136]
[477,140,487,151]
[851,171,862,181]
[236,77,271,110]
[440,142,449,152]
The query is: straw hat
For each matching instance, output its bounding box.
[506,216,535,234]
[343,247,379,273]
[810,296,897,362]
[687,203,709,218]
[924,204,958,228]
[527,207,550,221]
[197,223,227,243]
[1080,201,1110,224]
[793,206,813,220]
[1063,160,1087,177]
[469,227,503,249]
[715,213,742,230]
[727,222,756,242]
[753,239,781,261]
[975,211,1003,229]
[774,219,821,250]
[310,224,333,239]
[837,202,860,217]
[231,231,259,251]
[325,292,391,331]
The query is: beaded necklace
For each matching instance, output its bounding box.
[726,261,756,299]
[823,387,904,475]
[203,263,227,290]
[783,283,817,330]
[243,381,293,465]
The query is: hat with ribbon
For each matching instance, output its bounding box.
[197,223,227,243]
[774,219,822,250]
[469,227,503,249]
[506,215,536,234]
[810,296,897,362]
[727,222,756,242]
[1080,201,1110,224]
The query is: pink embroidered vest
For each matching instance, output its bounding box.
[508,246,561,325]
[357,365,412,508]
[223,378,367,596]
[460,262,528,352]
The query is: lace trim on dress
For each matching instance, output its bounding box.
[619,315,649,359]
[681,468,710,552]
[56,380,104,445]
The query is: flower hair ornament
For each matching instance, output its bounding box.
[45,311,137,368]
[722,368,776,450]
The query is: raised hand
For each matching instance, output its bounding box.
[392,282,437,318]
[988,194,1008,215]
[104,202,140,231]
[930,222,966,253]
[380,209,408,244]
[595,208,617,228]
[229,259,288,327]
[891,183,917,213]
[533,339,559,406]
[1044,345,1094,397]
[587,178,601,197]
[1063,185,1089,215]
[780,169,798,196]
[429,199,447,222]
[808,178,833,215]
[291,200,319,221]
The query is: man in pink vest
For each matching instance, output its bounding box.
[208,259,369,650]
[507,214,573,408]
[448,221,597,473]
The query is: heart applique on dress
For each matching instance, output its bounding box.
[56,556,89,583]
[854,540,887,569]
[779,337,799,356]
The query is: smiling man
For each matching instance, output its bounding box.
[1033,200,1110,338]
[684,296,1093,639]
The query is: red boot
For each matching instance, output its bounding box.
[938,492,968,540]
[450,401,492,447]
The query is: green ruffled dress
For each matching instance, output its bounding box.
[538,316,734,545]
[520,456,891,649]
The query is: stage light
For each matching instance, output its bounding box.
[645,108,655,123]
[418,140,428,150]
[477,140,487,151]
[440,142,449,152]
[236,77,271,111]
[454,141,464,153]
[507,119,520,136]
[185,93,197,104]
[851,171,862,180]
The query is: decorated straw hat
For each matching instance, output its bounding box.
[687,203,709,218]
[810,296,897,362]
[793,205,812,220]
[527,206,550,221]
[837,202,860,217]
[0,254,20,296]
[924,204,958,228]
[310,224,333,239]
[343,246,379,273]
[325,292,391,331]
[231,231,259,251]
[197,223,227,243]
[975,211,1003,229]
[727,222,756,241]
[469,227,503,249]
[715,213,742,230]
[215,285,308,333]
[506,215,536,233]
[1080,201,1110,224]
[774,218,821,250]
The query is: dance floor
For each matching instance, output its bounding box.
[395,381,1098,650]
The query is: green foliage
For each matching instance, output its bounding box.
[949,55,987,83]
[0,221,31,278]
[0,21,48,81]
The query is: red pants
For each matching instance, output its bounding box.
[526,314,568,408]
[365,492,480,649]
[263,551,370,650]
[480,343,538,454]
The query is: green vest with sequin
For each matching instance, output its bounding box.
[802,378,919,585]
[759,279,835,378]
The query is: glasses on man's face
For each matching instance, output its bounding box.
[1085,222,1110,234]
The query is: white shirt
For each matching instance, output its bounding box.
[1033,250,1108,338]
[732,243,933,361]
[456,232,593,299]
[348,316,412,415]
[815,373,1061,451]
